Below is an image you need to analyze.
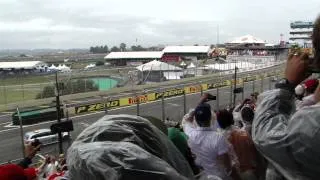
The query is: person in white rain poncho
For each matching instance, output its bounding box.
[252,15,320,180]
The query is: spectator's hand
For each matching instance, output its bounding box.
[313,80,320,103]
[286,52,309,85]
[199,93,210,104]
[25,143,40,159]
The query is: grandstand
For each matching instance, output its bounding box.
[161,46,210,62]
[104,51,163,66]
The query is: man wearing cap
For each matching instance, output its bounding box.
[182,94,234,179]
[252,16,320,179]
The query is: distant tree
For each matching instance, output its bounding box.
[103,45,109,53]
[120,43,127,51]
[96,61,105,66]
[36,86,55,99]
[131,45,146,51]
[19,54,28,57]
[194,44,199,46]
[89,45,109,53]
[111,46,120,52]
[36,79,98,99]
[63,79,98,94]
[147,46,158,51]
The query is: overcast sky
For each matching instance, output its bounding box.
[0,0,319,49]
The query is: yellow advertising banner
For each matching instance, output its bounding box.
[75,99,120,114]
[201,84,208,91]
[155,88,184,100]
[120,97,130,106]
[184,85,201,94]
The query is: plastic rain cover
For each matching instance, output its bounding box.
[67,114,194,180]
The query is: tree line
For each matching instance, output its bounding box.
[89,43,163,53]
[36,79,98,99]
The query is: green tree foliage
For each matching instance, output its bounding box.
[131,45,146,51]
[95,61,105,66]
[89,45,109,53]
[110,46,120,52]
[36,79,99,99]
[36,86,55,99]
[119,43,127,51]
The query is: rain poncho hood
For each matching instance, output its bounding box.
[252,89,320,180]
[67,114,194,180]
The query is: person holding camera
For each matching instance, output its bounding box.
[252,16,320,180]
[181,93,239,180]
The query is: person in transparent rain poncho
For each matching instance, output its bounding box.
[252,16,320,180]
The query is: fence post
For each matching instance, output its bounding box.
[260,76,264,93]
[136,95,140,116]
[17,107,25,158]
[252,80,255,94]
[200,83,203,96]
[65,105,72,148]
[242,79,244,101]
[104,97,108,114]
[183,90,187,115]
[269,77,272,90]
[229,81,233,107]
[216,87,220,110]
[161,93,165,121]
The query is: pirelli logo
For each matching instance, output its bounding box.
[155,88,184,99]
[128,95,149,104]
[75,100,120,114]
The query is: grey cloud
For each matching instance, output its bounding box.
[0,0,320,49]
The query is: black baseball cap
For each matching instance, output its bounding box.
[194,103,212,126]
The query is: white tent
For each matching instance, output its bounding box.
[228,35,266,44]
[56,64,71,72]
[136,60,182,71]
[187,62,196,69]
[48,64,57,70]
[180,61,187,66]
[84,64,96,70]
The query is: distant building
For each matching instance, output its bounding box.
[289,21,313,48]
[104,46,211,66]
[161,46,210,62]
[225,34,266,48]
[104,51,163,66]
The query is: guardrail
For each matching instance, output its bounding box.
[68,64,284,118]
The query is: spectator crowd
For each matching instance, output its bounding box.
[1,15,320,180]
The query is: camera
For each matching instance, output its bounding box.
[205,93,216,101]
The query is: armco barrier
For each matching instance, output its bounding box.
[73,70,283,114]
[12,107,64,125]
